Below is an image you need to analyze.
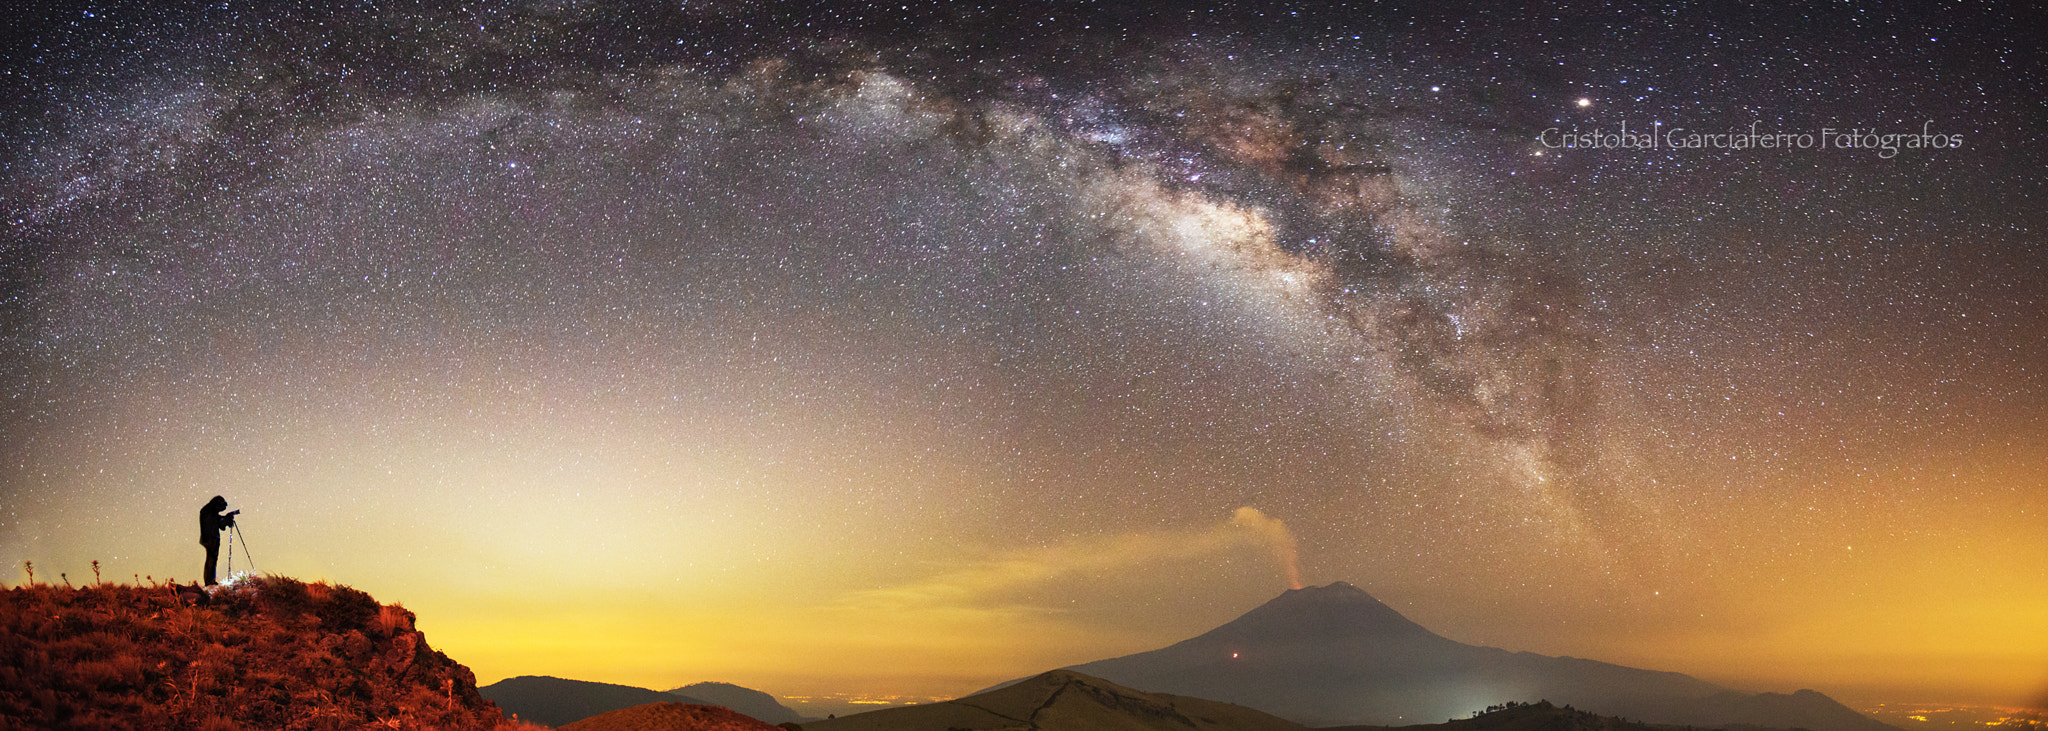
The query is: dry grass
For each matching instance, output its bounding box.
[0,575,529,730]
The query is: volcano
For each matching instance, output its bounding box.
[1057,582,1895,731]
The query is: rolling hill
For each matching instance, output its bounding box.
[797,669,1307,731]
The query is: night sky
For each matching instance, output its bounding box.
[3,0,2043,710]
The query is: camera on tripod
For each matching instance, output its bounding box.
[223,509,240,528]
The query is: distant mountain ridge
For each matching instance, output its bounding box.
[480,674,807,727]
[1057,582,1896,731]
[668,681,806,725]
[481,675,710,727]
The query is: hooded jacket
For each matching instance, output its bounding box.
[200,495,230,547]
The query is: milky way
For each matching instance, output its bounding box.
[4,1,2044,706]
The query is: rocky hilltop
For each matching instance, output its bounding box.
[0,576,523,730]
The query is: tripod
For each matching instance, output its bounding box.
[224,522,257,579]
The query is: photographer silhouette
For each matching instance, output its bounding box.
[200,496,239,586]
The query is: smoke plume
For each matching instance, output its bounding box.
[1229,507,1303,590]
[842,508,1307,613]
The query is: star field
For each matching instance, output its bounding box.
[3,0,2043,708]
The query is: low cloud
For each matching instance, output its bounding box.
[839,507,1302,615]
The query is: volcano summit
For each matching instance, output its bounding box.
[1059,582,1895,731]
